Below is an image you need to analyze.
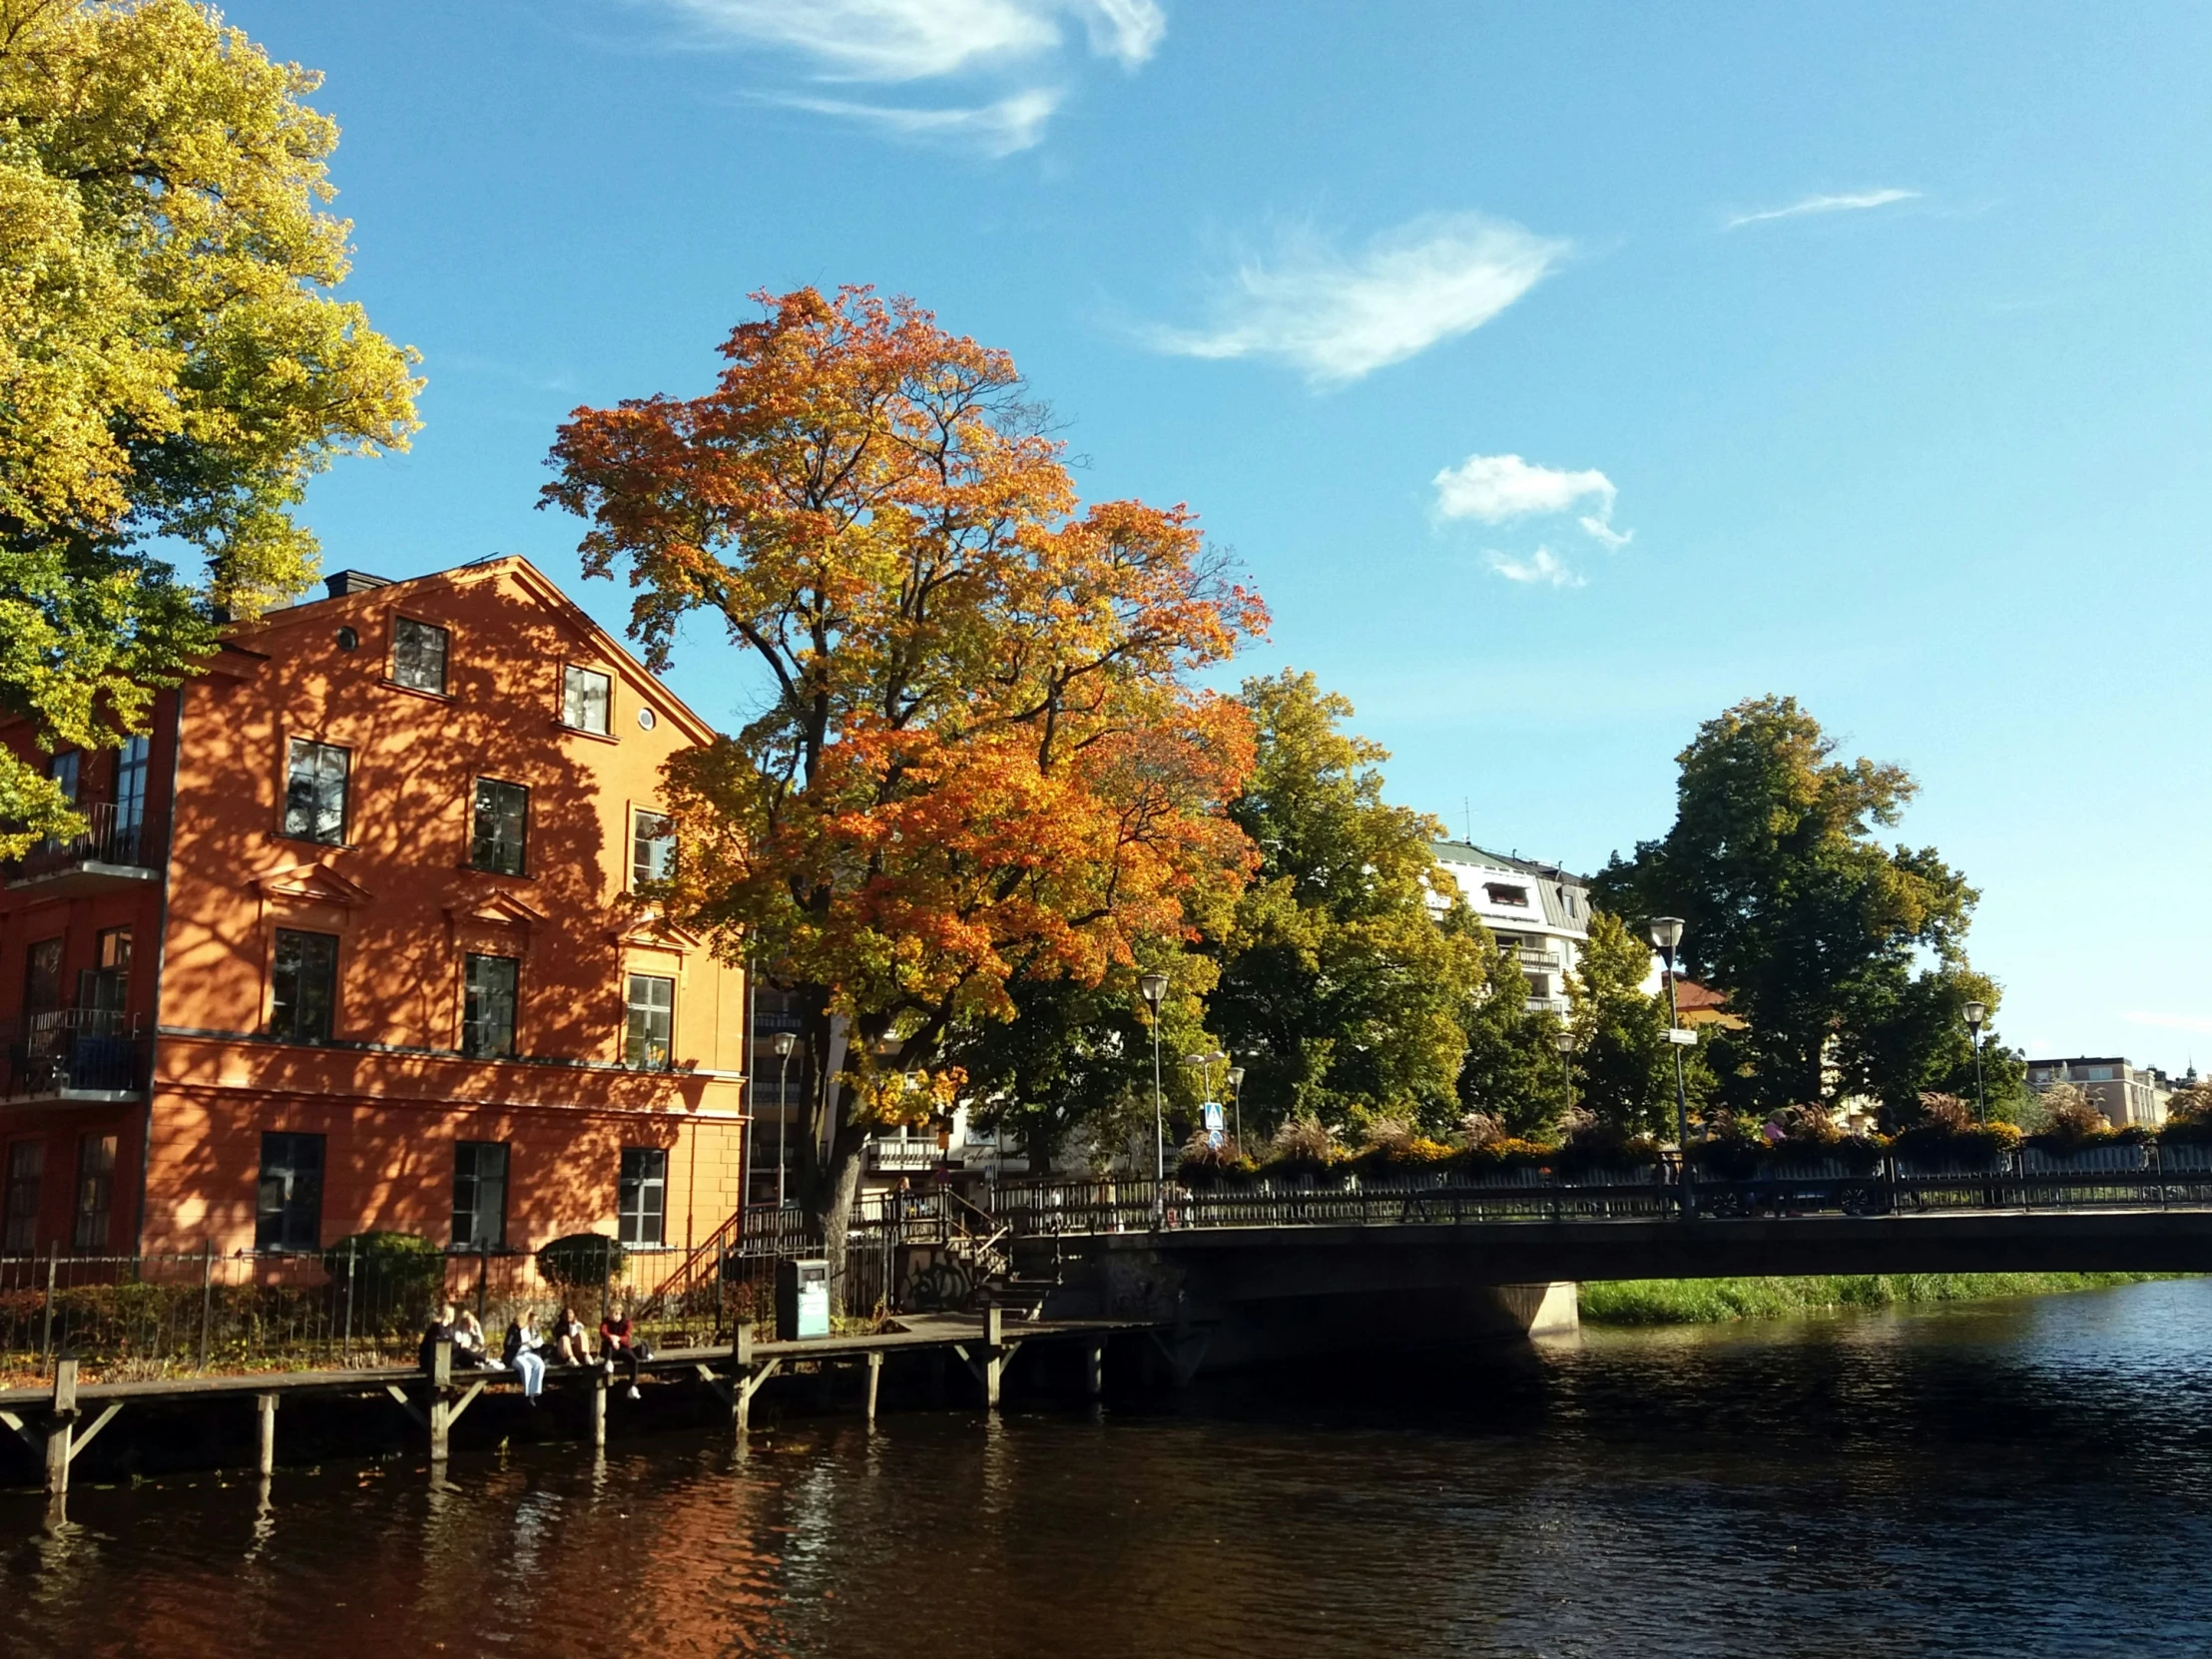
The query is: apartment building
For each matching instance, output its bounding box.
[2025,1056,2176,1129]
[1428,841,1591,1014]
[0,558,748,1262]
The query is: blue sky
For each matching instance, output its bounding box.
[235,0,2212,1068]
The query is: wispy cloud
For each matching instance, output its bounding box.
[1725,188,1920,230]
[775,89,1059,157]
[1147,213,1567,386]
[1433,451,1631,550]
[658,0,1160,152]
[1485,548,1584,587]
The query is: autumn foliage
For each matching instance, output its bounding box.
[543,286,1265,1249]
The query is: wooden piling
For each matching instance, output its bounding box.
[44,1359,77,1497]
[1084,1337,1105,1398]
[864,1351,881,1428]
[590,1366,608,1449]
[732,1323,753,1436]
[256,1392,277,1476]
[427,1339,453,1462]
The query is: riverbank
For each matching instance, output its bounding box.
[1578,1272,2174,1325]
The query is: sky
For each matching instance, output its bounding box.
[227,0,2212,1069]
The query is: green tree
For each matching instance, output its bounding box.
[1450,910,1568,1139]
[1590,696,1981,1116]
[1567,910,1672,1138]
[0,0,421,850]
[1208,671,1482,1136]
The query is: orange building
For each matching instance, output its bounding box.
[0,558,748,1266]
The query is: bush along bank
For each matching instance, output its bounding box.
[1578,1272,2177,1327]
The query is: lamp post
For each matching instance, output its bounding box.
[1964,999,1988,1126]
[771,1031,798,1209]
[1139,971,1170,1223]
[1649,917,1691,1218]
[1226,1064,1247,1155]
[1554,1028,1577,1122]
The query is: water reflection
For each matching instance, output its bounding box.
[6,1281,2212,1657]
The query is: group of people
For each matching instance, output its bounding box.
[418,1302,654,1401]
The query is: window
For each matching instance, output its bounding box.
[2085,1064,2117,1083]
[1563,890,1577,918]
[631,810,675,890]
[617,1147,667,1246]
[3,1141,42,1254]
[271,928,338,1043]
[115,735,149,836]
[562,665,612,735]
[1526,974,1552,1001]
[73,1134,115,1253]
[391,617,450,694]
[79,927,130,1024]
[23,938,62,1017]
[451,1141,508,1248]
[471,779,529,875]
[283,738,349,844]
[49,751,78,805]
[256,1131,324,1252]
[462,953,519,1058]
[625,973,674,1070]
[1482,882,1531,907]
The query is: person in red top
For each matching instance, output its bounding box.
[600,1300,649,1399]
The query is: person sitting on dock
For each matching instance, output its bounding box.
[452,1308,500,1369]
[549,1306,594,1367]
[599,1301,651,1400]
[419,1304,457,1373]
[503,1310,548,1402]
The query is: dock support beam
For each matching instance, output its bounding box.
[256,1392,278,1476]
[864,1351,882,1428]
[44,1359,76,1497]
[590,1367,608,1450]
[954,1307,1021,1412]
[1084,1337,1105,1398]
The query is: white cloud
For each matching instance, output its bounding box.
[1433,451,1631,548]
[661,0,1160,153]
[776,89,1060,157]
[1485,548,1584,587]
[2123,1010,2212,1036]
[1725,188,1920,230]
[1148,213,1567,385]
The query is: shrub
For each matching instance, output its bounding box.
[1178,1129,1257,1188]
[1552,1121,1661,1177]
[1894,1119,2021,1168]
[1262,1115,1342,1181]
[323,1232,444,1333]
[537,1232,626,1289]
[2163,1087,2212,1146]
[2028,1084,2112,1153]
[1447,1136,1554,1176]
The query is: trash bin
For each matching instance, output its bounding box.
[776,1258,830,1341]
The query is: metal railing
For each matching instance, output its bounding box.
[6,802,167,881]
[0,1009,151,1098]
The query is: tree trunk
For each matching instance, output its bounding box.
[816,1121,868,1319]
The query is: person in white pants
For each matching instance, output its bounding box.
[503,1311,548,1401]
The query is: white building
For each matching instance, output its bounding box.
[2025,1056,2185,1129]
[1427,840,1591,1015]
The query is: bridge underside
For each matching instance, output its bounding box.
[1048,1210,2212,1370]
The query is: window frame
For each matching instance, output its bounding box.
[114,735,150,835]
[270,927,340,1044]
[451,1140,509,1250]
[281,737,351,846]
[72,1133,116,1253]
[469,778,530,876]
[462,952,520,1059]
[561,664,613,736]
[256,1131,325,1254]
[630,808,675,892]
[23,937,63,1018]
[390,616,451,696]
[624,972,675,1071]
[617,1145,667,1247]
[3,1139,43,1254]
[48,751,79,806]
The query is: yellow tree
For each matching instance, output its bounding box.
[1,0,420,850]
[544,287,1265,1299]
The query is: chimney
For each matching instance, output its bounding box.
[323,570,392,599]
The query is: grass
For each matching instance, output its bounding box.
[1578,1273,2177,1327]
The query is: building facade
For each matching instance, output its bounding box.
[1427,841,1591,1014]
[2025,1057,2178,1129]
[0,559,747,1264]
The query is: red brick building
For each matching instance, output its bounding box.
[0,558,748,1266]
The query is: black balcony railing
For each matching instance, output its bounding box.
[7,802,168,882]
[1,1009,151,1098]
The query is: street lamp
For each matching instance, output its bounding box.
[1964,999,1988,1126]
[1226,1064,1247,1154]
[771,1031,798,1209]
[1649,917,1692,1217]
[1138,971,1170,1221]
[1554,1028,1577,1121]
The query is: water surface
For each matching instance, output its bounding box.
[7,1280,2210,1658]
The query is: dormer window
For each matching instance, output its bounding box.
[1483,881,1530,907]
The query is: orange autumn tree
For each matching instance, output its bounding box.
[542,286,1266,1299]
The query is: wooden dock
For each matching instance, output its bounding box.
[1,1310,1160,1515]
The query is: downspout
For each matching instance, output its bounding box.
[136,684,187,1258]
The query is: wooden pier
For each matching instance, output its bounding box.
[0,1311,1159,1521]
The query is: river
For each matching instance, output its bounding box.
[7,1278,2211,1657]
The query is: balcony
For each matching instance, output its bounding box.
[1,1009,152,1102]
[5,803,168,895]
[867,1137,940,1173]
[1511,947,1563,971]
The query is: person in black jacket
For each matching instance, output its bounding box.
[418,1303,457,1373]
